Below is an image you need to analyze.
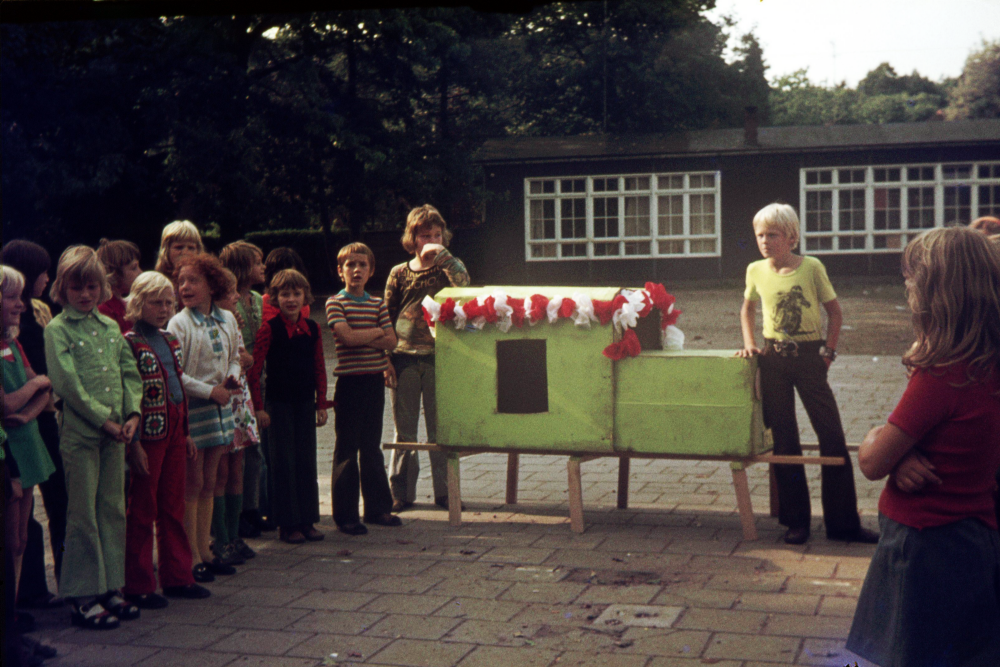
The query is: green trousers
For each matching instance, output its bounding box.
[59,433,126,599]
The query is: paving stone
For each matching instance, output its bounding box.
[433,597,528,622]
[364,614,463,640]
[286,632,391,661]
[646,658,741,667]
[486,565,570,583]
[766,558,838,578]
[219,585,312,607]
[703,633,801,663]
[367,638,475,666]
[782,578,862,597]
[359,593,453,615]
[816,596,857,617]
[132,623,235,650]
[616,628,713,657]
[595,536,668,553]
[218,657,321,667]
[736,593,821,615]
[834,559,871,579]
[208,628,314,656]
[797,639,878,667]
[49,619,165,646]
[593,604,684,629]
[651,586,740,610]
[500,581,587,604]
[455,645,558,667]
[674,607,768,633]
[441,620,541,647]
[148,601,237,624]
[290,590,381,611]
[705,573,788,593]
[478,547,555,564]
[358,574,445,595]
[133,648,235,667]
[556,650,651,666]
[41,643,160,666]
[293,571,377,591]
[506,602,602,627]
[575,584,663,605]
[764,613,853,640]
[288,609,385,635]
[427,577,513,599]
[212,605,311,630]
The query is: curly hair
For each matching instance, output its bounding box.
[901,226,1000,384]
[401,204,452,254]
[174,253,231,302]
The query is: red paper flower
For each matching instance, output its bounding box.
[528,295,549,323]
[602,328,642,360]
[482,296,499,323]
[508,297,526,328]
[463,299,483,320]
[439,298,457,322]
[422,307,435,329]
[558,298,576,319]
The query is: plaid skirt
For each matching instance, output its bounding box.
[188,397,235,450]
[847,514,1000,667]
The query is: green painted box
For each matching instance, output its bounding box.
[433,286,766,457]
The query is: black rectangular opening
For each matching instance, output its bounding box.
[496,339,548,414]
[634,311,663,351]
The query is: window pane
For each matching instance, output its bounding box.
[979,185,1000,217]
[874,188,901,230]
[701,174,715,188]
[530,244,556,258]
[529,199,555,239]
[907,187,935,229]
[839,189,865,231]
[944,185,972,224]
[837,236,866,250]
[593,177,618,192]
[658,240,684,254]
[560,199,586,239]
[907,166,934,182]
[689,239,716,253]
[561,243,587,257]
[592,242,619,256]
[624,196,650,236]
[806,170,832,185]
[874,168,901,183]
[690,194,715,235]
[806,237,833,251]
[943,165,971,180]
[806,191,833,232]
[657,195,684,236]
[593,198,619,237]
[624,241,650,255]
[873,234,904,250]
[624,176,650,191]
[561,178,585,193]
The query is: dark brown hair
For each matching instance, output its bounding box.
[267,269,313,305]
[220,240,263,292]
[401,204,452,254]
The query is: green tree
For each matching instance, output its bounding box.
[945,39,1000,120]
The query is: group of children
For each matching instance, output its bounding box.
[3,203,999,666]
[1,205,469,642]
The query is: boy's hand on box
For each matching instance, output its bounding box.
[257,410,270,430]
[186,436,197,459]
[316,408,328,427]
[735,347,760,358]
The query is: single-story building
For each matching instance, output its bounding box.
[471,115,1000,284]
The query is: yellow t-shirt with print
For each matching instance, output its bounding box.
[744,255,836,342]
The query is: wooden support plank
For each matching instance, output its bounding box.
[731,467,758,541]
[617,458,630,509]
[567,457,585,533]
[446,453,462,527]
[752,455,846,466]
[769,464,779,518]
[506,453,519,505]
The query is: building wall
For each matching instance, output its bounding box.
[475,142,1000,285]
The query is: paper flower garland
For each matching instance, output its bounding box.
[421,283,683,360]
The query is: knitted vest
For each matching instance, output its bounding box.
[124,329,185,441]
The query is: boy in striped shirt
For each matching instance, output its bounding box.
[325,243,401,535]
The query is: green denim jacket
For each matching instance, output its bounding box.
[44,306,142,440]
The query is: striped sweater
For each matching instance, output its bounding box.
[325,290,392,375]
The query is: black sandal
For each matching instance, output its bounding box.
[101,592,141,621]
[70,599,120,630]
[192,562,215,583]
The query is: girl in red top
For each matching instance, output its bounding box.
[96,239,142,334]
[847,226,1000,667]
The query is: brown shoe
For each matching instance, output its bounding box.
[280,528,306,544]
[302,525,325,541]
[392,499,415,513]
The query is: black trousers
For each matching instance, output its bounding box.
[759,343,861,535]
[266,400,320,529]
[17,411,67,601]
[332,374,392,525]
[4,461,26,667]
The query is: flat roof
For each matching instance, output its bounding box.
[476,118,1000,164]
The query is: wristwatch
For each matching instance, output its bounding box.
[819,345,837,362]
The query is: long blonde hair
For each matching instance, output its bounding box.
[1,265,26,341]
[155,220,204,277]
[901,226,1000,383]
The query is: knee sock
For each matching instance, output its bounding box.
[196,497,215,562]
[225,494,243,544]
[183,499,200,566]
[212,496,229,546]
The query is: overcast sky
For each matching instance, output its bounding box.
[705,0,1000,86]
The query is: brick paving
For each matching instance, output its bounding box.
[24,354,908,667]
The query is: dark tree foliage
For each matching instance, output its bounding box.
[2,1,771,276]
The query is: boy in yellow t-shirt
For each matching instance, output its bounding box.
[737,203,878,546]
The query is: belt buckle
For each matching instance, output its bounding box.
[773,339,798,357]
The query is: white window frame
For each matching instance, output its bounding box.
[799,161,1000,254]
[524,171,722,261]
